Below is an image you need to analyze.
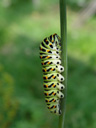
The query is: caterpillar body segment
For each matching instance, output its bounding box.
[43,81,64,90]
[39,46,61,55]
[40,54,61,60]
[39,33,64,115]
[41,59,61,67]
[45,97,59,103]
[42,65,64,74]
[42,66,56,74]
[44,90,64,98]
[43,73,64,82]
[43,38,57,51]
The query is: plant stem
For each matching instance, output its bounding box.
[59,0,67,128]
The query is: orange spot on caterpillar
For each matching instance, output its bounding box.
[49,43,52,45]
[52,76,55,79]
[54,106,56,108]
[53,99,56,102]
[40,56,42,59]
[45,69,47,72]
[48,62,50,64]
[46,40,47,42]
[47,50,50,52]
[52,40,54,43]
[51,68,54,71]
[40,47,42,50]
[47,93,48,96]
[53,92,55,95]
[46,85,48,88]
[52,84,55,87]
[46,76,48,79]
[47,56,50,59]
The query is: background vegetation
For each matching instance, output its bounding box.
[0,0,96,128]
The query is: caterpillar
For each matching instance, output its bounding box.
[39,33,64,115]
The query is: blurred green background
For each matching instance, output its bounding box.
[0,0,96,128]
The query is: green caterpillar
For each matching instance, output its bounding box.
[39,33,64,115]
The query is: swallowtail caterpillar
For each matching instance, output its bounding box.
[39,33,64,115]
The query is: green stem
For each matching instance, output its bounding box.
[59,0,67,128]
